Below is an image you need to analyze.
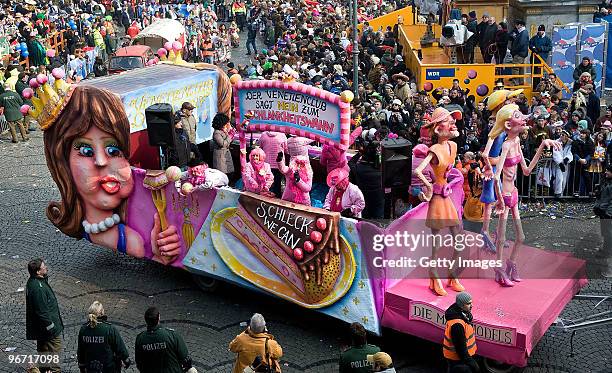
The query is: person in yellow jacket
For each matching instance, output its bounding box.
[443,292,480,373]
[93,27,107,60]
[229,313,282,373]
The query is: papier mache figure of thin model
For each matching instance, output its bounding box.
[490,104,560,286]
[415,107,465,297]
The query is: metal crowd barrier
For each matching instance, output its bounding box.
[517,157,604,200]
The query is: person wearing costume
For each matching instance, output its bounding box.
[276,137,313,206]
[257,131,287,197]
[30,70,181,265]
[491,104,560,286]
[480,89,522,253]
[319,127,363,173]
[242,147,274,195]
[323,168,365,218]
[415,107,465,297]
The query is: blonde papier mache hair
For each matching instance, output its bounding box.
[489,104,520,140]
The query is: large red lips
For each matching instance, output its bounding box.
[100,176,120,194]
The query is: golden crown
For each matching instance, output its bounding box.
[21,69,75,131]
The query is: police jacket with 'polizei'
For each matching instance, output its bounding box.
[135,325,191,373]
[77,316,130,373]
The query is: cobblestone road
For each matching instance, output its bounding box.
[0,31,610,373]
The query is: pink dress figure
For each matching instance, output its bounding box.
[320,127,363,173]
[323,167,365,218]
[243,147,274,195]
[277,137,314,205]
[491,104,561,286]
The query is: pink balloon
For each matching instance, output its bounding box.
[172,41,182,51]
[20,104,31,116]
[163,41,173,50]
[22,88,34,99]
[29,78,39,89]
[157,48,167,56]
[46,49,56,58]
[36,74,48,85]
[52,68,65,79]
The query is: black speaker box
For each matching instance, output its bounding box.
[382,138,412,189]
[145,103,176,147]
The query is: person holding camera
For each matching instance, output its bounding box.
[229,313,283,373]
[594,165,612,276]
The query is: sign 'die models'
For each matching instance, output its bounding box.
[234,80,351,150]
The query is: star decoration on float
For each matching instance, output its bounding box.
[361,316,369,324]
[353,297,360,305]
[190,257,197,264]
[202,249,208,256]
[342,306,349,316]
[346,225,354,234]
[358,280,366,289]
[211,264,217,272]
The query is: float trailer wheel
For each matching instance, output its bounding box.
[192,274,220,292]
[482,358,520,373]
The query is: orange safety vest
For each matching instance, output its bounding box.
[443,319,477,360]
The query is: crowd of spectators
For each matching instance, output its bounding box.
[0,0,610,200]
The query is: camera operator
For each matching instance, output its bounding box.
[229,313,282,373]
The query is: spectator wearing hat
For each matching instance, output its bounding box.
[175,102,201,163]
[367,352,396,372]
[368,56,383,87]
[460,11,478,64]
[510,19,529,85]
[594,165,612,276]
[573,57,596,90]
[386,99,410,137]
[392,73,412,105]
[529,25,552,87]
[443,292,479,372]
[323,167,365,218]
[339,322,381,373]
[388,55,406,77]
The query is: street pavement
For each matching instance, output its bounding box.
[0,33,610,373]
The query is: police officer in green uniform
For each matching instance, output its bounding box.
[339,322,381,373]
[77,301,131,373]
[134,307,195,373]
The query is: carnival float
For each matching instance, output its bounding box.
[28,43,587,369]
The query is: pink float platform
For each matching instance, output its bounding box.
[381,245,587,367]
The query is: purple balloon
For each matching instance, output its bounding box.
[467,70,477,79]
[476,84,489,96]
